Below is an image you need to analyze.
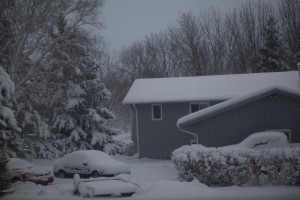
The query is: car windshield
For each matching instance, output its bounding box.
[7,158,34,170]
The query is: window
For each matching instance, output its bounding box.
[190,102,209,113]
[266,129,291,142]
[152,104,162,120]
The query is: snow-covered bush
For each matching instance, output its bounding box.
[123,142,137,156]
[172,145,300,186]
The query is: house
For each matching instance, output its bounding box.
[123,71,300,159]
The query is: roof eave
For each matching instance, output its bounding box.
[122,98,231,105]
[177,86,300,128]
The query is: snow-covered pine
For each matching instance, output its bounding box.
[51,113,76,132]
[66,81,86,97]
[69,127,87,142]
[0,0,126,159]
[65,81,86,111]
[0,67,14,106]
[65,97,86,111]
[87,108,105,125]
[80,79,111,101]
[0,66,19,191]
[37,122,52,140]
[0,66,20,132]
[91,131,107,146]
[99,108,115,120]
[90,130,123,155]
[0,106,18,132]
[33,110,52,140]
[256,16,290,72]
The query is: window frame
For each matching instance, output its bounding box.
[265,129,292,142]
[152,104,163,120]
[189,102,210,113]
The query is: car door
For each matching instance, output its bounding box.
[64,154,90,175]
[62,154,83,174]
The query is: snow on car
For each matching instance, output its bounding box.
[222,131,290,150]
[53,150,130,178]
[5,158,54,185]
[73,174,138,197]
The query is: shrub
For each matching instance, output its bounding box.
[172,145,300,186]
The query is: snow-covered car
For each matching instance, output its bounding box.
[53,150,130,178]
[222,131,290,150]
[73,174,138,197]
[5,158,54,185]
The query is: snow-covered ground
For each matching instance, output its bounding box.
[2,155,300,200]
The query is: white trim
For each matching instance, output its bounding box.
[133,104,140,157]
[189,102,210,113]
[152,104,162,120]
[266,129,292,142]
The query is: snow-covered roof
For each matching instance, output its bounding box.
[123,71,299,104]
[177,85,300,127]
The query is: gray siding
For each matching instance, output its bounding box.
[136,103,191,159]
[183,93,300,146]
[130,101,222,159]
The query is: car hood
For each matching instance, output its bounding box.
[13,167,51,176]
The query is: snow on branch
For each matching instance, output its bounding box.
[0,66,15,107]
[65,97,86,111]
[67,81,86,97]
[51,113,76,131]
[0,66,20,132]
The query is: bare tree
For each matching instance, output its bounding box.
[223,1,274,73]
[279,0,300,69]
[198,7,227,74]
[169,12,208,76]
[0,0,103,90]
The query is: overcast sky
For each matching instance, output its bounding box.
[101,0,274,51]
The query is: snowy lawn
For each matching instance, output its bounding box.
[2,155,300,200]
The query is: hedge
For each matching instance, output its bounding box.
[172,145,300,186]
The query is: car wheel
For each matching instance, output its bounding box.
[12,177,20,183]
[122,192,134,197]
[91,171,101,178]
[57,170,66,178]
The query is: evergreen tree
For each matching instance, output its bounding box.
[0,66,19,191]
[4,0,123,159]
[37,15,122,156]
[256,16,289,72]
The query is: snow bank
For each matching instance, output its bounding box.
[132,180,208,200]
[172,145,300,186]
[3,158,300,200]
[8,181,73,199]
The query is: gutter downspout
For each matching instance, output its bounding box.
[133,104,140,157]
[177,124,199,145]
